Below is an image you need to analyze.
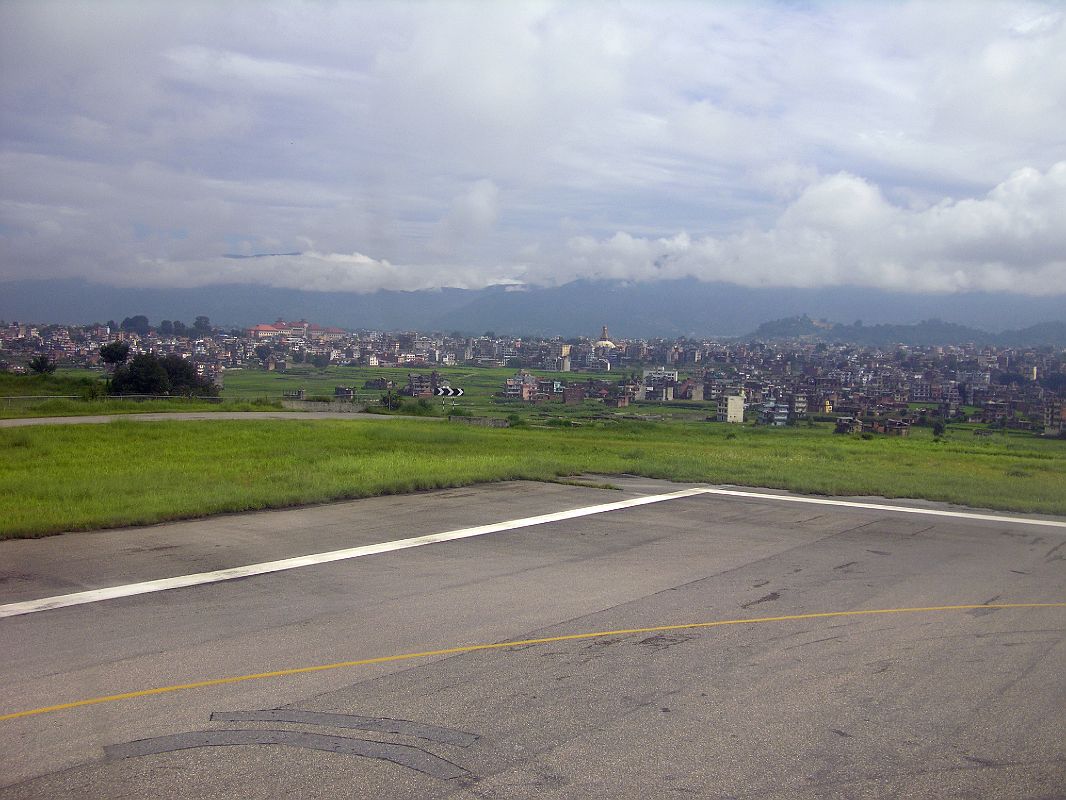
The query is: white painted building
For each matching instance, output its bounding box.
[717,393,745,423]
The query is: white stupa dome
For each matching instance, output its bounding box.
[594,325,616,349]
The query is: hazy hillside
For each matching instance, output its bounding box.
[2,277,1064,340]
[750,315,1066,347]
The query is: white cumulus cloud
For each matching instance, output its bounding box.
[560,162,1066,294]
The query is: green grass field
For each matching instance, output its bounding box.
[2,418,1063,538]
[0,371,285,418]
[222,363,566,405]
[0,370,102,398]
[1,363,698,419]
[222,364,712,420]
[0,397,287,418]
[222,364,615,400]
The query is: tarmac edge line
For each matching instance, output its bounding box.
[4,486,1064,619]
[0,488,709,619]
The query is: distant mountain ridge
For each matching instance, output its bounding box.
[1,277,1064,341]
[751,315,1066,347]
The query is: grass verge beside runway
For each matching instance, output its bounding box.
[2,418,1064,538]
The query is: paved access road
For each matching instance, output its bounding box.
[1,477,1064,799]
[0,410,444,428]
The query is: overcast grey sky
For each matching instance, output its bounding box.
[1,0,1064,296]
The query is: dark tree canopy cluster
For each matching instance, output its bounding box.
[121,315,212,337]
[119,315,150,336]
[98,340,130,365]
[109,353,219,397]
[28,354,57,374]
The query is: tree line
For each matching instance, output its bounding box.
[114,315,212,337]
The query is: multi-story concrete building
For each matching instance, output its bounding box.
[504,371,538,401]
[717,393,745,423]
[406,371,446,397]
[761,399,790,426]
[1045,397,1066,436]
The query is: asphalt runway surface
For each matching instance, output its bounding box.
[1,477,1064,799]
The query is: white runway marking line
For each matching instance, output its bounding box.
[0,488,710,619]
[3,486,1063,620]
[702,488,1066,529]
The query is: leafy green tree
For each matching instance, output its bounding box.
[110,353,170,395]
[98,340,130,365]
[311,353,331,369]
[193,316,211,334]
[110,353,220,397]
[172,320,188,337]
[932,421,946,437]
[28,354,57,374]
[159,320,174,336]
[254,344,273,362]
[159,354,218,396]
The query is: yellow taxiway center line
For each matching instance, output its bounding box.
[2,602,1063,723]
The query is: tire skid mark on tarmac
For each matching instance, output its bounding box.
[105,729,468,780]
[209,709,479,746]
